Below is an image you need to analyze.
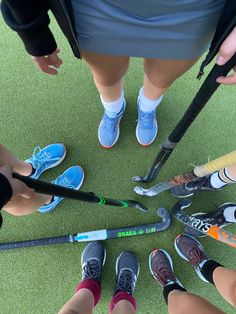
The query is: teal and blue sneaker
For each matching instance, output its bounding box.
[98,102,126,148]
[38,165,84,213]
[25,144,66,179]
[136,102,158,146]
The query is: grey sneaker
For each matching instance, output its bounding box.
[174,234,209,283]
[115,251,140,295]
[81,241,106,282]
[149,249,183,288]
[170,175,221,198]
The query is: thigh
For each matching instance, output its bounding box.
[144,58,198,88]
[81,51,130,83]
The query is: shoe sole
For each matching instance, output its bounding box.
[115,251,140,278]
[29,144,67,179]
[136,119,158,147]
[38,165,84,213]
[170,190,194,198]
[174,234,209,283]
[80,242,107,268]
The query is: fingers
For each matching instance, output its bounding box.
[216,73,236,85]
[31,48,63,75]
[216,27,236,66]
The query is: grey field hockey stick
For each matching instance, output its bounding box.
[132,53,236,184]
[0,207,170,250]
[134,150,236,196]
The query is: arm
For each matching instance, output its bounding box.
[1,0,57,56]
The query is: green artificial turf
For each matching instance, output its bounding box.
[1,15,236,314]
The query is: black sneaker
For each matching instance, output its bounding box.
[170,175,222,198]
[149,249,183,288]
[114,251,140,295]
[81,241,106,282]
[184,202,234,237]
[174,234,209,283]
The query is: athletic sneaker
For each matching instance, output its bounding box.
[136,101,158,146]
[25,144,66,179]
[114,251,140,295]
[149,249,183,288]
[81,241,106,282]
[38,165,84,213]
[98,102,126,148]
[184,202,234,237]
[170,175,221,198]
[174,234,209,283]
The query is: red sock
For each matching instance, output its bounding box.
[75,279,101,307]
[109,291,136,313]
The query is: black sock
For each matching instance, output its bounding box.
[29,165,36,176]
[200,260,223,285]
[163,283,187,304]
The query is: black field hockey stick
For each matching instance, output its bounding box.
[0,207,170,250]
[133,53,236,183]
[134,150,236,196]
[13,173,148,212]
[172,199,236,249]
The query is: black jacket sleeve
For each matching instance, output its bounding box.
[0,173,12,209]
[1,0,57,56]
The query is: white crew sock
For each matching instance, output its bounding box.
[210,168,236,189]
[138,87,163,112]
[100,90,125,117]
[223,206,236,222]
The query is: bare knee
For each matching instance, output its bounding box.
[93,64,128,87]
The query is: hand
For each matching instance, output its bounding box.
[216,27,236,85]
[31,48,63,75]
[0,165,34,200]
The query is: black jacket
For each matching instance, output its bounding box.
[1,0,236,75]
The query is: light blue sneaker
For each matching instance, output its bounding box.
[25,144,66,179]
[136,103,158,146]
[98,102,126,148]
[38,165,84,213]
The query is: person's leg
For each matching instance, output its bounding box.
[136,58,197,146]
[3,165,84,215]
[58,241,106,314]
[171,164,236,198]
[81,51,130,148]
[168,290,225,314]
[212,267,236,307]
[110,251,139,314]
[148,248,224,314]
[0,143,66,178]
[175,234,236,308]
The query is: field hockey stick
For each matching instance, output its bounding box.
[133,52,236,184]
[12,173,148,212]
[172,199,236,249]
[0,207,170,250]
[134,150,236,196]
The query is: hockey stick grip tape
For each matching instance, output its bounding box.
[169,53,236,144]
[0,235,70,250]
[194,150,236,177]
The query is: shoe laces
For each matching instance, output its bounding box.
[155,265,175,285]
[30,146,59,170]
[187,248,205,267]
[103,114,118,133]
[116,270,134,294]
[83,260,101,280]
[138,111,154,129]
[52,176,75,190]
